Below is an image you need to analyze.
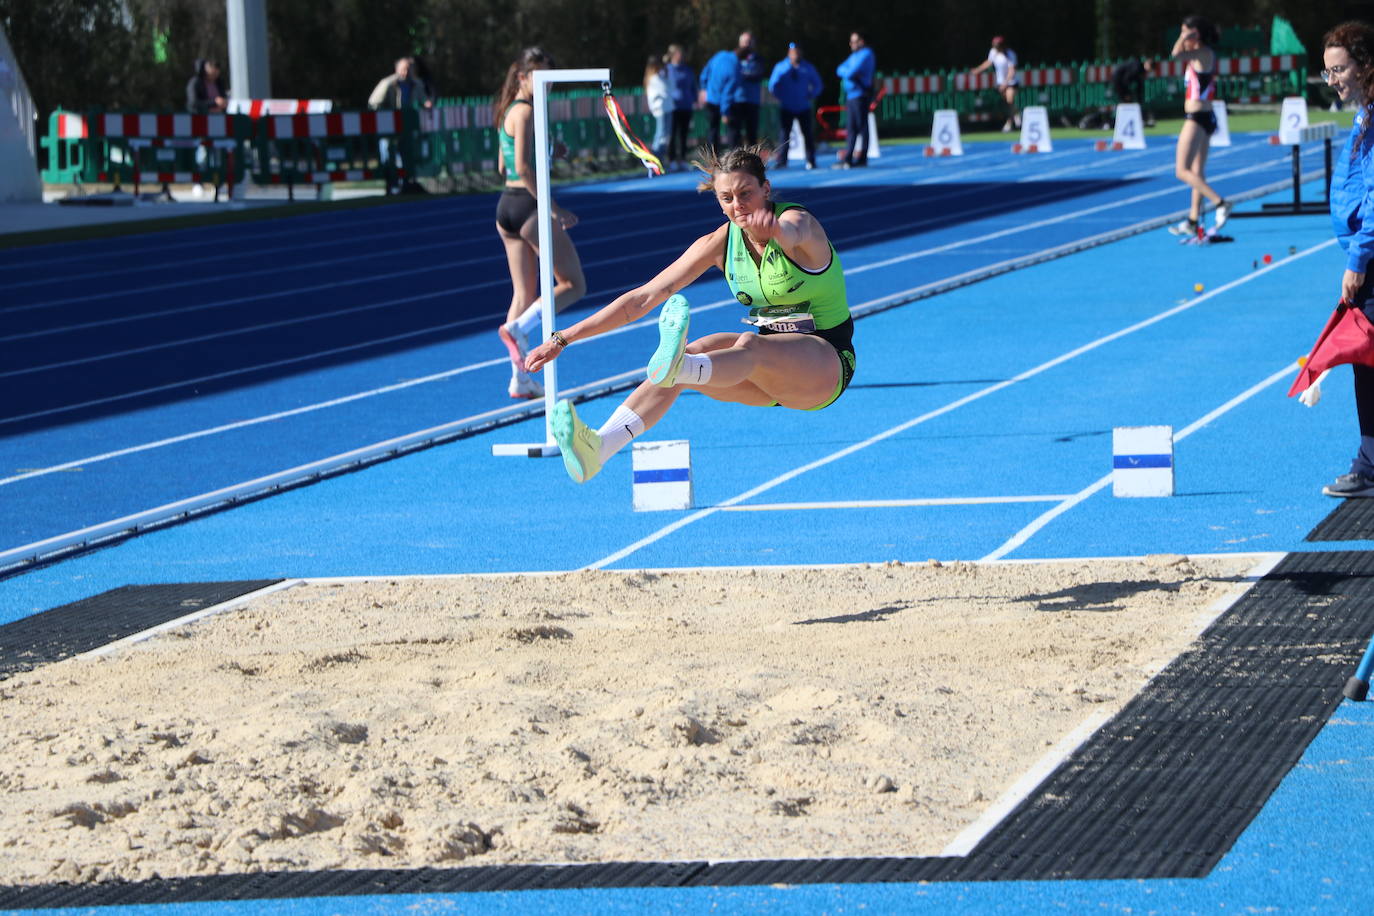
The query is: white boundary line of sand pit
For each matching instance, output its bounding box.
[939,549,1285,857]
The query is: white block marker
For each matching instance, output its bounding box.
[632,440,693,511]
[1112,426,1174,497]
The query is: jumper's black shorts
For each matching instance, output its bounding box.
[496,187,537,234]
[759,316,856,410]
[1186,109,1218,135]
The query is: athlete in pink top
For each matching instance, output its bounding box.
[1169,15,1230,238]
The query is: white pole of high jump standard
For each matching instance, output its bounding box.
[492,68,611,458]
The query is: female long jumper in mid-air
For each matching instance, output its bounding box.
[523,144,857,484]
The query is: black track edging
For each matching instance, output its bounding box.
[2,551,1372,907]
[1306,497,1374,541]
[0,580,282,680]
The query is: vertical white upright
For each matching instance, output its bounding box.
[493,68,612,458]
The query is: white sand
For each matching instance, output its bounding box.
[0,554,1259,885]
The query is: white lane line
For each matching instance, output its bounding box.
[939,550,1284,857]
[0,363,649,568]
[979,361,1304,562]
[851,156,1296,276]
[720,495,1074,511]
[584,241,1333,571]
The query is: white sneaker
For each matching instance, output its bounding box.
[1213,201,1231,231]
[1168,219,1197,237]
[508,372,544,400]
[498,321,530,372]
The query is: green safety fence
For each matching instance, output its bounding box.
[40,109,251,191]
[873,54,1308,135]
[45,55,1307,191]
[248,108,419,195]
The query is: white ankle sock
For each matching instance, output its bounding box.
[597,405,645,464]
[680,353,713,384]
[512,300,543,338]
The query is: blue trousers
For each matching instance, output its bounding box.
[1350,291,1374,475]
[844,93,871,166]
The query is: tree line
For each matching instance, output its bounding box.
[0,0,1340,118]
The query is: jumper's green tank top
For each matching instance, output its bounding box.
[724,202,849,330]
[499,99,531,183]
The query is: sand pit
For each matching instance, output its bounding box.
[0,554,1262,885]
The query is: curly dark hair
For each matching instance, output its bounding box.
[1324,21,1374,156]
[693,142,775,193]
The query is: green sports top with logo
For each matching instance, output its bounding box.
[724,202,849,331]
[499,100,531,183]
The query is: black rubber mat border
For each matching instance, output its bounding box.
[0,581,283,680]
[1306,496,1374,541]
[3,550,1372,907]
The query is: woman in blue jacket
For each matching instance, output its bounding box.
[769,42,823,168]
[835,32,876,167]
[1319,20,1374,497]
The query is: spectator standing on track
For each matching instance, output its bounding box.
[769,42,822,169]
[730,31,766,147]
[368,56,432,111]
[1315,21,1374,498]
[1111,56,1156,125]
[523,144,857,485]
[835,32,875,168]
[645,54,672,164]
[369,56,432,192]
[971,36,1020,132]
[665,44,697,171]
[185,58,228,114]
[493,47,587,401]
[699,44,741,150]
[1167,16,1230,238]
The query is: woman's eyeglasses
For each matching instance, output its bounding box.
[1322,64,1354,82]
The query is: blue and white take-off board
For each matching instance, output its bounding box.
[1112,426,1174,497]
[632,440,693,511]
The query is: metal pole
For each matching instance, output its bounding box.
[532,69,611,449]
[226,0,271,101]
[493,68,611,457]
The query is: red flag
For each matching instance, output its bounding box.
[1288,303,1374,397]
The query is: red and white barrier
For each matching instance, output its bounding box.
[1021,67,1075,87]
[883,75,943,94]
[227,99,332,117]
[265,110,404,139]
[96,113,233,139]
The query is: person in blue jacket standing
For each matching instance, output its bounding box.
[835,31,876,167]
[1318,21,1374,497]
[769,42,823,168]
[664,44,697,172]
[699,45,740,150]
[731,30,767,147]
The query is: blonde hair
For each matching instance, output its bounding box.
[693,142,775,192]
